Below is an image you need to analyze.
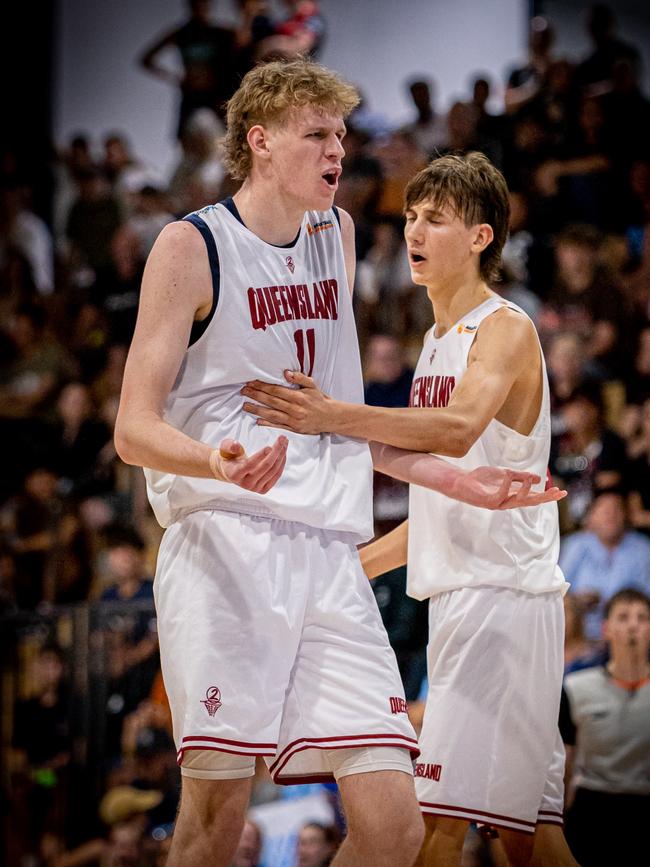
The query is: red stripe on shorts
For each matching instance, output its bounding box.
[418,801,537,832]
[271,734,420,781]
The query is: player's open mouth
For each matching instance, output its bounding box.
[410,253,426,264]
[322,170,340,188]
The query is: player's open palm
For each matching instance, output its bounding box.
[215,436,288,494]
[455,466,566,510]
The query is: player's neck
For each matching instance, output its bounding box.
[233,180,305,246]
[429,277,493,338]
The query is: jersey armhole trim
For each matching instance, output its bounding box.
[183,214,220,346]
[332,205,341,227]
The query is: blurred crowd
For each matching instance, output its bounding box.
[1,2,650,865]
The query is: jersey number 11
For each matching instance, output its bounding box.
[294,328,315,376]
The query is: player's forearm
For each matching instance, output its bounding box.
[331,402,475,456]
[114,410,214,478]
[370,442,465,493]
[359,520,409,580]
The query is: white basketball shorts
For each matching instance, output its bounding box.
[415,585,564,834]
[153,509,419,784]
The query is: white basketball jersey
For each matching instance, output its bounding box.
[144,199,373,542]
[407,295,568,600]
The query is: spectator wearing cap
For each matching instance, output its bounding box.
[49,787,162,867]
[560,491,650,641]
[99,785,163,827]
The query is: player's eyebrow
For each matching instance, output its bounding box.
[308,125,346,138]
[404,205,445,219]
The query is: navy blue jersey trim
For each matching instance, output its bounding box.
[220,197,301,248]
[183,214,220,346]
[332,206,341,227]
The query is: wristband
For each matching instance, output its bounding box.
[209,446,241,481]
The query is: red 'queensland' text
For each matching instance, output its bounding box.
[248,279,338,331]
[415,763,442,781]
[409,375,456,408]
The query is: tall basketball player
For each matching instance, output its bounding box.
[116,64,565,866]
[243,152,578,867]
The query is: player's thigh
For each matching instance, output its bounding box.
[422,814,468,845]
[497,827,535,867]
[177,774,253,831]
[338,768,422,839]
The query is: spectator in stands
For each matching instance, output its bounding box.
[50,382,114,501]
[167,107,225,215]
[551,382,627,528]
[354,217,417,339]
[400,78,448,158]
[576,3,641,91]
[624,325,650,407]
[504,16,555,117]
[363,334,414,409]
[247,0,326,63]
[497,191,542,322]
[332,124,382,259]
[373,129,428,220]
[231,818,263,867]
[562,588,650,867]
[100,525,158,758]
[627,398,650,536]
[563,593,602,675]
[296,822,341,867]
[139,0,238,134]
[0,301,78,423]
[11,644,70,860]
[65,165,124,294]
[547,332,593,416]
[102,133,155,208]
[540,224,630,379]
[0,180,54,295]
[2,465,92,608]
[560,491,650,641]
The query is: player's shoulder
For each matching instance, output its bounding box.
[477,302,538,347]
[331,206,354,246]
[151,219,208,258]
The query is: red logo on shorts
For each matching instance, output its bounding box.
[389,696,408,715]
[415,762,442,781]
[201,686,222,717]
[286,255,295,273]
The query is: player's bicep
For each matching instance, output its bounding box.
[447,311,535,435]
[118,222,212,418]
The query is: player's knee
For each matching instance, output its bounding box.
[177,777,250,841]
[364,800,424,861]
[500,830,534,867]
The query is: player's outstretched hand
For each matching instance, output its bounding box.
[452,466,567,510]
[215,435,288,494]
[241,371,330,434]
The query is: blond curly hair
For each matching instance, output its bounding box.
[223,59,359,181]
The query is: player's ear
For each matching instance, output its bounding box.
[247,124,272,162]
[472,223,494,254]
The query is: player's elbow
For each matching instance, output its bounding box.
[445,419,479,458]
[114,418,139,466]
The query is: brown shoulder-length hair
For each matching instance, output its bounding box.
[223,58,359,181]
[404,151,510,283]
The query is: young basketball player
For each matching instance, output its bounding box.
[116,61,565,865]
[243,152,577,866]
